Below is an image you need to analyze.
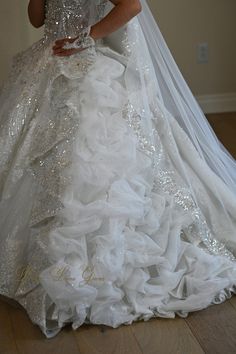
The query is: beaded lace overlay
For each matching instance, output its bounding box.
[0,0,103,303]
[118,19,236,262]
[43,0,108,42]
[122,100,236,262]
[0,0,236,338]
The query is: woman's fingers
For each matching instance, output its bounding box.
[52,36,86,56]
[53,47,85,56]
[54,49,76,56]
[52,40,71,50]
[53,46,68,53]
[54,37,74,45]
[52,43,64,50]
[52,37,74,50]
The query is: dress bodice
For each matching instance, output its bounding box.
[43,0,107,41]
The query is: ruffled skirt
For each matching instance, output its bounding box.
[0,37,236,338]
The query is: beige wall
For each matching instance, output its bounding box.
[0,0,29,85]
[0,0,236,96]
[0,0,44,87]
[148,0,236,96]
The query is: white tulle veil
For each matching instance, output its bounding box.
[100,0,236,253]
[137,0,236,192]
[103,0,236,199]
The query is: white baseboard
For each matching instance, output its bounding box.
[195,93,236,114]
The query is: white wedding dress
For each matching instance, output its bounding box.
[0,0,236,339]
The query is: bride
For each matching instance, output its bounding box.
[0,0,236,338]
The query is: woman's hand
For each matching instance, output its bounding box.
[52,36,89,57]
[52,0,142,57]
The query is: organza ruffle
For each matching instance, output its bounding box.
[1,30,236,340]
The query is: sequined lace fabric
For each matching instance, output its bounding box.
[43,0,107,42]
[0,0,236,339]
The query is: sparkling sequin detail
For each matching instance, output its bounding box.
[1,0,236,340]
[43,0,108,42]
[122,99,236,262]
[0,231,24,296]
[122,101,157,159]
[153,169,236,262]
[0,0,102,328]
[0,42,49,199]
[25,93,78,224]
